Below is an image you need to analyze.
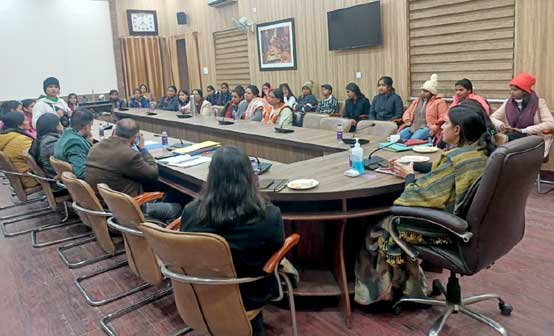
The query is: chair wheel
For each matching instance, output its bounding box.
[392,305,402,315]
[499,302,513,316]
[430,279,444,297]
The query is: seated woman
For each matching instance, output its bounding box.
[205,85,219,106]
[129,88,150,108]
[343,82,370,131]
[181,146,284,335]
[184,89,213,116]
[263,88,293,128]
[177,90,190,112]
[355,102,496,307]
[156,85,179,111]
[244,85,270,121]
[22,99,37,139]
[450,78,490,114]
[261,82,272,104]
[29,114,63,191]
[369,76,404,121]
[67,93,79,114]
[139,84,155,102]
[400,74,448,141]
[490,73,554,156]
[293,80,318,127]
[219,86,248,119]
[279,83,296,110]
[215,82,232,106]
[109,89,126,110]
[0,111,39,188]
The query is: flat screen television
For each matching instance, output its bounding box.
[327,1,382,51]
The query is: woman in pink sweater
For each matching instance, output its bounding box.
[449,78,490,114]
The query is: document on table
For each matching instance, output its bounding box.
[158,154,211,168]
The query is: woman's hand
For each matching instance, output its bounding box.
[389,160,415,179]
[504,126,522,133]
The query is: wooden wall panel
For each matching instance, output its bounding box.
[237,0,410,101]
[514,0,554,109]
[213,28,251,89]
[408,0,516,99]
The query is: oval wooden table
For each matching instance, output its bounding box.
[101,110,442,328]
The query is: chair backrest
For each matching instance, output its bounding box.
[61,172,116,255]
[320,117,352,132]
[463,136,544,272]
[97,183,162,285]
[302,113,327,130]
[140,222,253,336]
[356,120,398,137]
[49,156,72,178]
[0,150,32,202]
[26,154,59,211]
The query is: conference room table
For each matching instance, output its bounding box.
[97,108,442,327]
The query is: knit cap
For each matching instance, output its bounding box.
[421,74,439,95]
[509,73,536,94]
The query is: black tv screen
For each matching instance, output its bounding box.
[327,1,382,51]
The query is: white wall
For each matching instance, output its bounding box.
[0,0,117,101]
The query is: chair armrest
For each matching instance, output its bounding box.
[166,218,181,231]
[133,191,165,206]
[391,206,472,242]
[263,233,300,273]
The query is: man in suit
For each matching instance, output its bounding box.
[85,118,182,223]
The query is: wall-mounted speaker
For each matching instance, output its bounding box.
[177,12,187,25]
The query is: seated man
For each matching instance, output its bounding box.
[85,118,182,223]
[53,108,94,179]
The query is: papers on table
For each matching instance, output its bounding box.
[158,154,211,168]
[173,141,220,155]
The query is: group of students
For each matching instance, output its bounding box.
[1,71,553,335]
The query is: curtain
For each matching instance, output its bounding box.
[120,36,165,101]
[161,36,181,90]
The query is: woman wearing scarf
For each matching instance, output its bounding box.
[184,89,213,116]
[0,112,38,188]
[263,88,293,128]
[243,85,269,121]
[491,73,554,156]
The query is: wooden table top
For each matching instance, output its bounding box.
[99,110,442,201]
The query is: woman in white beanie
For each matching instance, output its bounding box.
[399,74,448,141]
[294,80,318,126]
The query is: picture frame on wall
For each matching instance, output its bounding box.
[256,18,297,71]
[127,10,158,36]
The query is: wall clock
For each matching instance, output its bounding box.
[127,10,158,36]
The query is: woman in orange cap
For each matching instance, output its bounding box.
[491,73,554,154]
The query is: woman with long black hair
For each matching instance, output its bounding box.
[369,76,404,121]
[180,146,284,335]
[343,82,370,131]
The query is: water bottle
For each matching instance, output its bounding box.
[161,131,168,149]
[99,125,105,139]
[336,123,343,143]
[427,136,433,146]
[232,109,237,120]
[351,139,364,175]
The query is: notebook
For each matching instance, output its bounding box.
[378,142,411,152]
[173,141,220,156]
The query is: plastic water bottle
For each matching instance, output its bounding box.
[99,125,105,139]
[232,109,237,120]
[427,136,433,146]
[351,139,364,175]
[161,131,168,149]
[336,123,343,143]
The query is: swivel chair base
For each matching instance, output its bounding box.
[393,272,512,336]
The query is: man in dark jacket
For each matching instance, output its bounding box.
[53,108,94,179]
[85,118,181,223]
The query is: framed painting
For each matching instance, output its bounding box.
[256,18,297,71]
[127,10,158,36]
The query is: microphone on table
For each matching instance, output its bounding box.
[363,137,399,170]
[351,122,376,139]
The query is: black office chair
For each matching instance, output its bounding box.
[387,136,544,336]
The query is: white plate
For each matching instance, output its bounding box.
[287,179,319,190]
[412,145,439,153]
[396,155,430,163]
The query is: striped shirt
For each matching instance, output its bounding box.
[316,95,338,114]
